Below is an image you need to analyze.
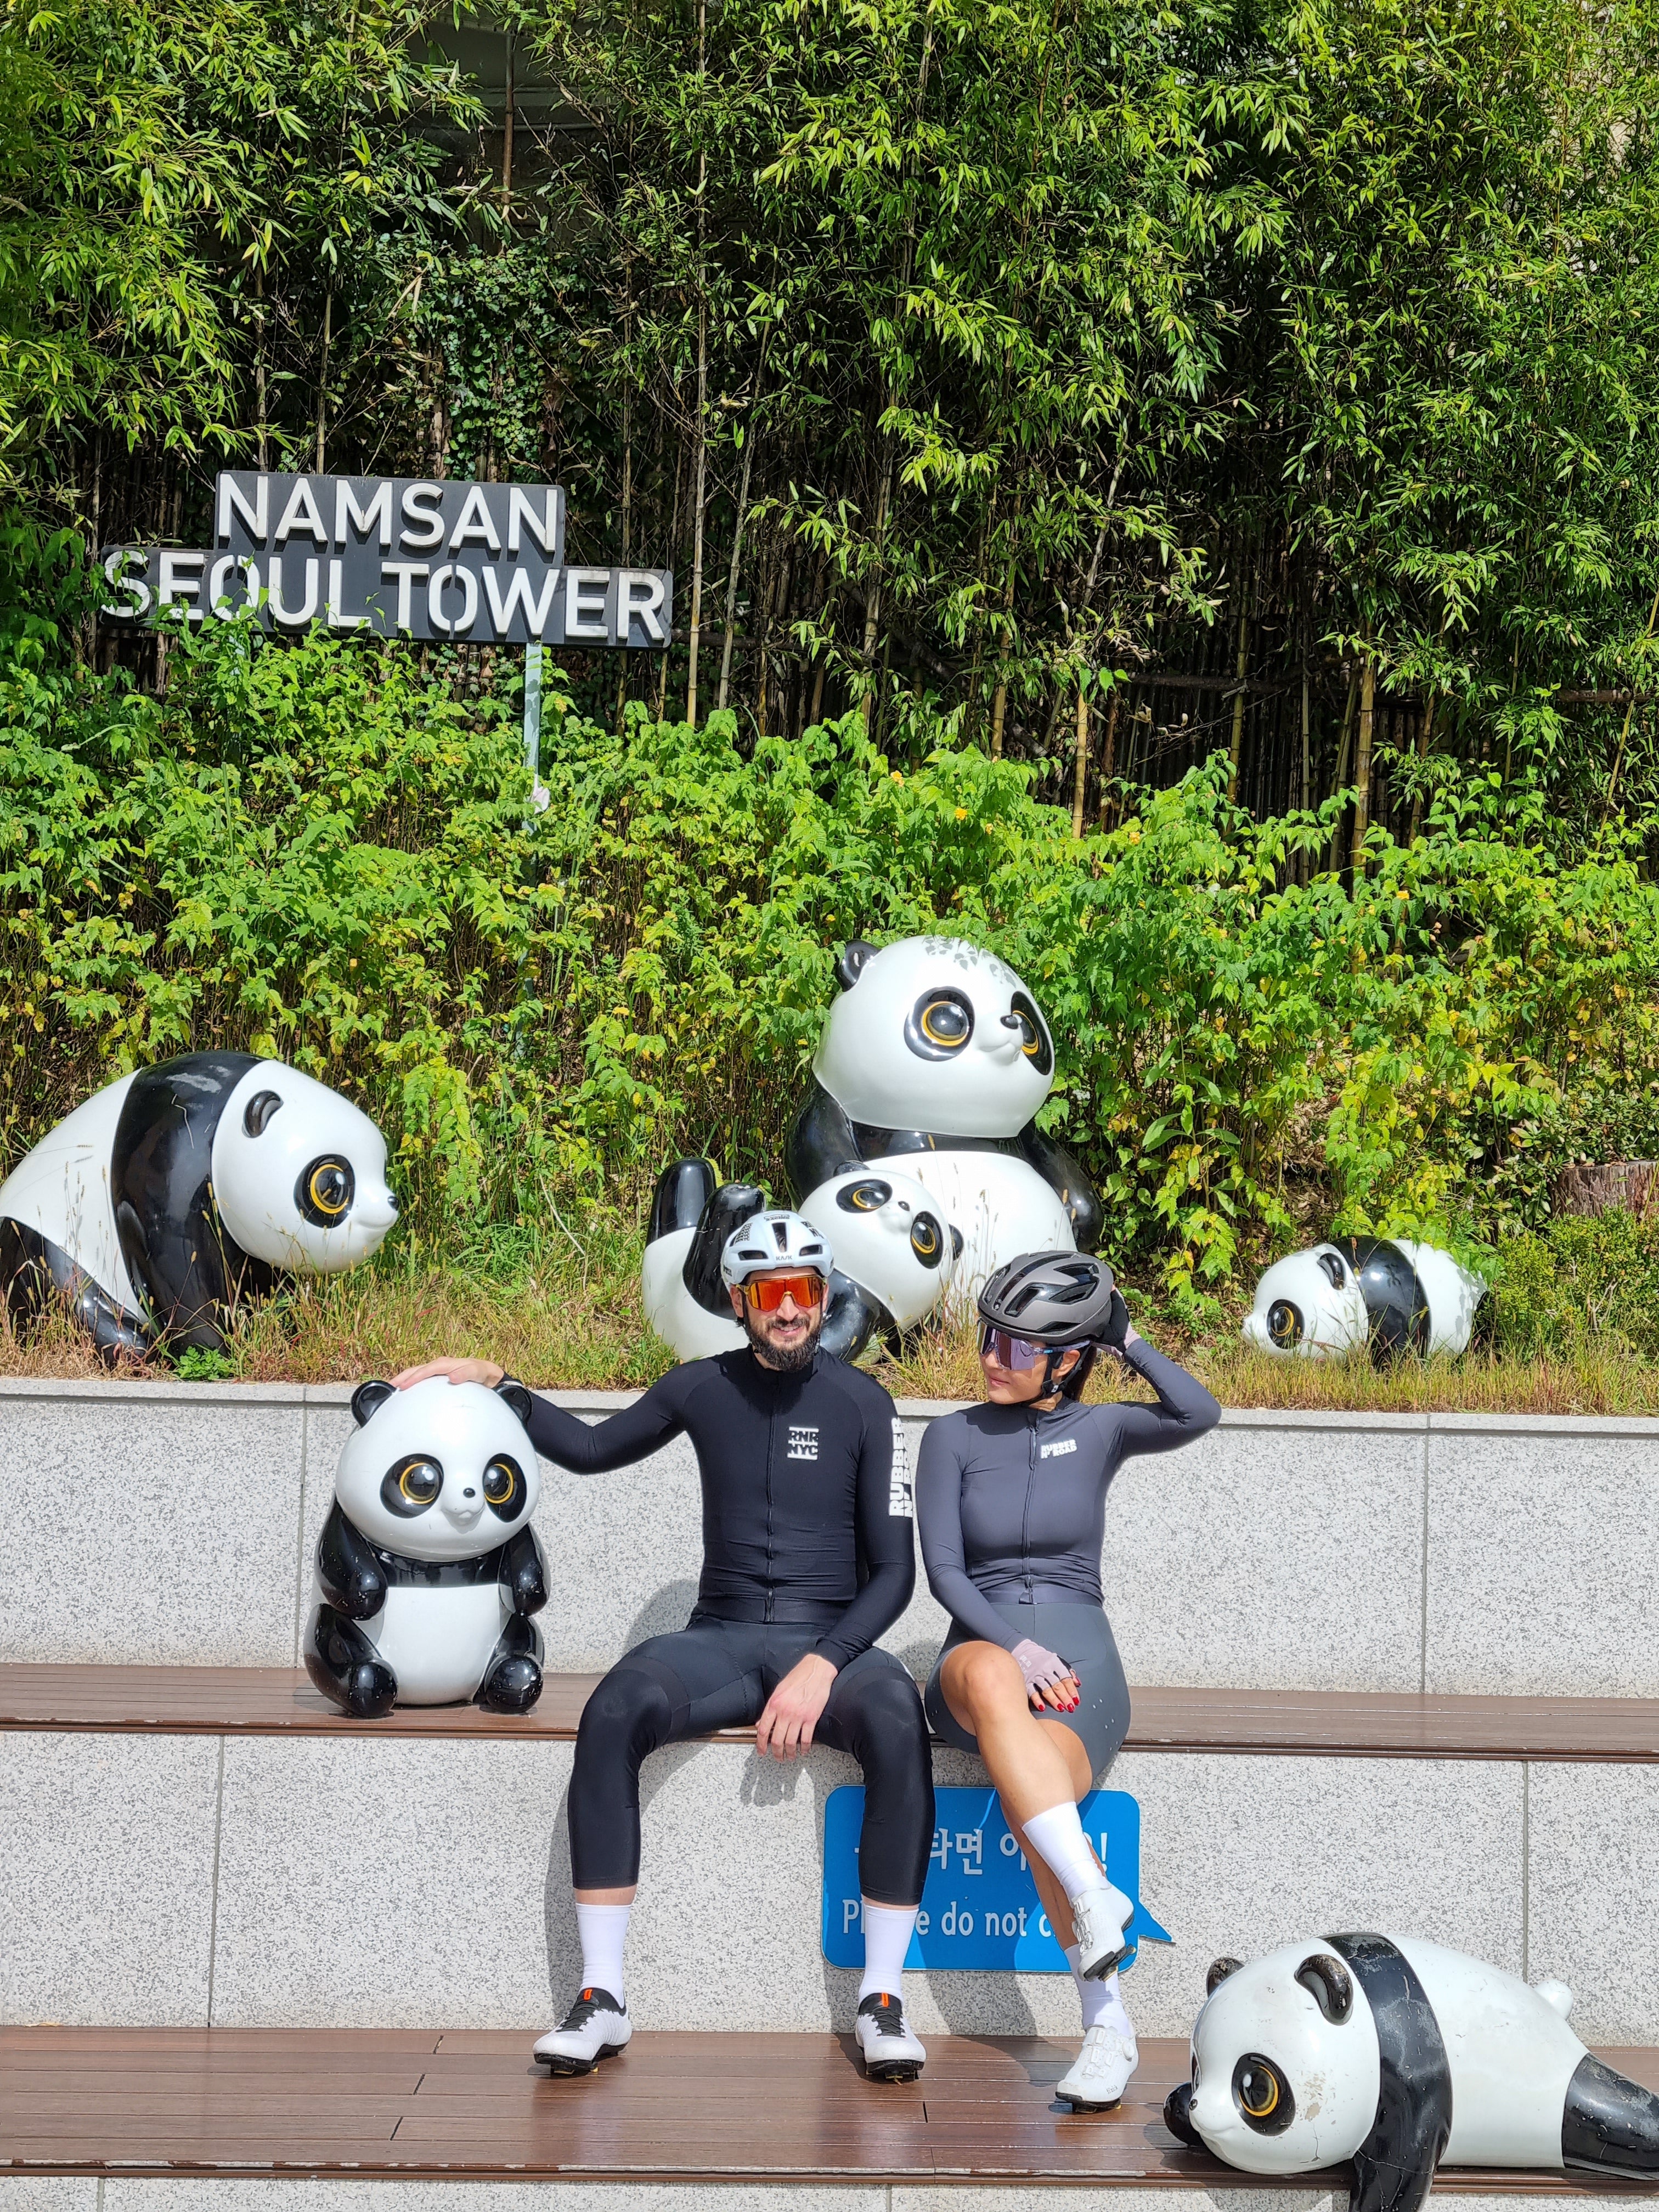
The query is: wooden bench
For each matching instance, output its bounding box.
[8,1663,1659,1762]
[4,2023,1657,2185]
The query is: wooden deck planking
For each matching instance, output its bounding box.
[10,1665,1659,1762]
[3,2028,1657,2187]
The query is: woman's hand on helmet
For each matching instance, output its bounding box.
[1099,1286,1131,1353]
[1012,1637,1080,1713]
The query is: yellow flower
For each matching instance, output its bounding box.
[891,771,904,783]
[955,808,968,821]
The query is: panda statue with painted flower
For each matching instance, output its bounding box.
[304,1374,549,1718]
[784,935,1103,1298]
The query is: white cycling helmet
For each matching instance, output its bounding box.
[719,1210,834,1288]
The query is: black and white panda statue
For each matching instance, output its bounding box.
[304,1375,549,1718]
[1165,1933,1659,2211]
[641,1160,960,1361]
[0,1052,398,1360]
[1243,1237,1485,1361]
[785,936,1103,1296]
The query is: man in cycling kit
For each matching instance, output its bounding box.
[394,1209,935,2083]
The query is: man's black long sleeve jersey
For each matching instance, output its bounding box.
[525,1348,915,1671]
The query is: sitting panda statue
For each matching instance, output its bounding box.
[0,1052,398,1361]
[785,936,1102,1298]
[1243,1237,1485,1361]
[641,1160,960,1362]
[304,1375,549,1718]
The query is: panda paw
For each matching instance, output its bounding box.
[343,1661,398,1719]
[476,1653,544,1715]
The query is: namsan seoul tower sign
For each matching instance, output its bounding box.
[101,470,673,649]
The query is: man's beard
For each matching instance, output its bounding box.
[743,1305,822,1373]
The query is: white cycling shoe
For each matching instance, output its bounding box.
[1069,1881,1135,1979]
[854,1991,927,2082]
[1057,2022,1139,2111]
[533,1987,633,2074]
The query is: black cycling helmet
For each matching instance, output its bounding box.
[978,1250,1121,1344]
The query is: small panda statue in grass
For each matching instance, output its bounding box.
[1243,1237,1485,1362]
[0,1052,398,1361]
[304,1375,549,1718]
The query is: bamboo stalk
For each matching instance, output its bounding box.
[1352,647,1376,874]
[1070,684,1089,836]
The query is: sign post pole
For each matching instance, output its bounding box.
[524,639,544,797]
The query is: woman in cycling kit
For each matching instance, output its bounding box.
[915,1250,1219,2113]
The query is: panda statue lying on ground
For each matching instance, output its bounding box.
[641,1159,960,1362]
[304,1375,549,1718]
[1243,1237,1485,1361]
[1165,1933,1659,2211]
[785,936,1103,1299]
[0,1052,398,1361]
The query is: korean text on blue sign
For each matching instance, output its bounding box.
[822,1785,1171,1973]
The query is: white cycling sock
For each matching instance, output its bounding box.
[1065,1948,1135,2035]
[858,1899,918,2002]
[574,1901,631,2005]
[1022,1802,1103,1904]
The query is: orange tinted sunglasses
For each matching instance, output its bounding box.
[742,1271,826,1313]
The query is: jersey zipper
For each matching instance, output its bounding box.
[1021,1413,1037,1599]
[764,1395,777,1620]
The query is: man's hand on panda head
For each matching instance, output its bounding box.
[391,1356,506,1390]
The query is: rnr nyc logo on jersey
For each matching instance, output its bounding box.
[888,1421,914,1518]
[787,1426,819,1462]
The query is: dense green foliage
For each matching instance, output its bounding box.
[8,616,1658,1307]
[15,0,1659,836]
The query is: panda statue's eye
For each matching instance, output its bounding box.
[1009,990,1054,1075]
[1267,1298,1303,1348]
[382,1457,443,1516]
[910,1214,944,1267]
[906,988,975,1060]
[297,1156,356,1227]
[483,1455,525,1519]
[1233,2053,1294,2134]
[837,1178,893,1214]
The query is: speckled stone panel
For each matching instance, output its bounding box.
[896,2194,1342,2212]
[0,1383,307,1666]
[1101,1414,1428,1692]
[1527,1759,1659,2043]
[0,2182,99,2212]
[210,1734,576,2030]
[0,1731,219,2027]
[1112,1747,1524,2040]
[1425,1416,1659,1696]
[198,1728,1524,2040]
[106,2187,884,2212]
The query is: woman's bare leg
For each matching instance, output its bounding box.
[940,1643,1108,1945]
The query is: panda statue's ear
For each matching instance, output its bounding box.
[836,940,878,991]
[243,1089,284,1137]
[351,1379,397,1426]
[495,1376,534,1426]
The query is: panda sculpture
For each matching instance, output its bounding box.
[641,1159,960,1362]
[304,1375,549,1717]
[0,1052,398,1360]
[1164,1933,1659,2211]
[784,936,1102,1299]
[1243,1238,1484,1362]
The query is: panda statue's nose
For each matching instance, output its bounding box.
[1001,1014,1022,1029]
[462,1487,477,1499]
